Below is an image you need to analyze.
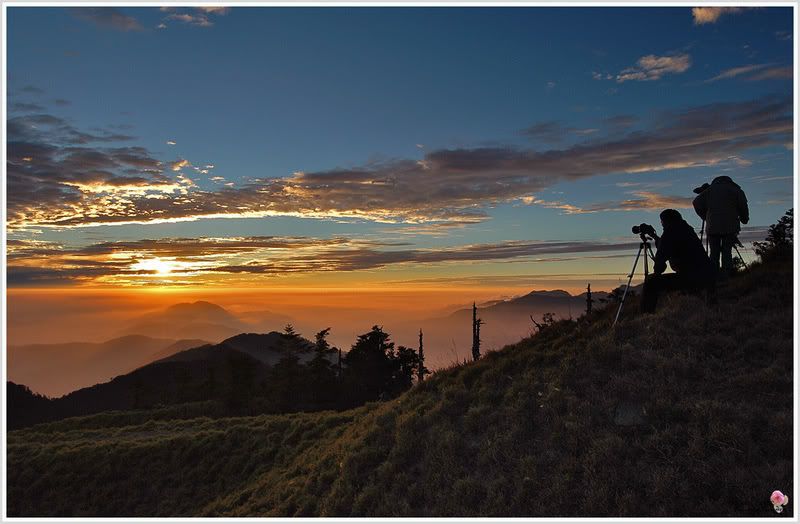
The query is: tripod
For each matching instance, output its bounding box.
[613,234,656,326]
[733,237,748,269]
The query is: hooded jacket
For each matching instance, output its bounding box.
[692,176,749,235]
[653,218,714,281]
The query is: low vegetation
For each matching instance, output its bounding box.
[7,211,794,517]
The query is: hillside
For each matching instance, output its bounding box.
[6,256,794,517]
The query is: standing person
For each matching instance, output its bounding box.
[640,209,715,313]
[692,176,749,277]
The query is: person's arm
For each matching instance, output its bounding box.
[737,189,750,225]
[652,230,670,275]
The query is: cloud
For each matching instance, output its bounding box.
[8,113,136,145]
[6,236,636,287]
[165,12,213,27]
[10,102,45,112]
[704,63,771,83]
[196,7,230,15]
[616,53,691,83]
[170,159,190,171]
[71,8,143,31]
[692,7,746,25]
[775,30,792,41]
[579,191,694,213]
[592,71,613,81]
[158,7,229,29]
[380,221,479,237]
[7,95,791,230]
[522,190,694,215]
[746,66,792,81]
[705,63,791,83]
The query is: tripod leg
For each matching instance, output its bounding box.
[733,244,747,269]
[613,245,644,326]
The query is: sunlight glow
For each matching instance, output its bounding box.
[130,257,182,276]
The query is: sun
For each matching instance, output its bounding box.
[131,257,178,276]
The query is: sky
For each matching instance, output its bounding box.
[3,5,796,346]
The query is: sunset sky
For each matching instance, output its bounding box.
[4,5,795,332]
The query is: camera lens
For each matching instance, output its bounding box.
[632,225,641,234]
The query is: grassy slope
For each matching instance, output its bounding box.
[7,258,794,517]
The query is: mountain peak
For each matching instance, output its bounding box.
[524,290,572,298]
[165,301,229,313]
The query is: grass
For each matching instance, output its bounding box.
[6,256,794,517]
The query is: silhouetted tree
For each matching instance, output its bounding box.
[392,346,421,394]
[283,323,299,339]
[754,208,793,261]
[269,354,303,412]
[308,328,338,407]
[471,303,483,361]
[531,312,556,332]
[343,325,396,404]
[280,324,305,354]
[417,329,429,383]
[586,283,593,316]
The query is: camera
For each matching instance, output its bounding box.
[632,223,656,237]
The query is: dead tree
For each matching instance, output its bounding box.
[417,329,428,382]
[471,302,484,361]
[586,283,593,316]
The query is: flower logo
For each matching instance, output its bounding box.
[771,490,790,513]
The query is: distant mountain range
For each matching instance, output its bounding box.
[8,331,324,429]
[9,301,295,398]
[444,288,612,321]
[9,290,627,400]
[118,300,291,342]
[159,332,318,366]
[405,288,615,366]
[8,335,209,398]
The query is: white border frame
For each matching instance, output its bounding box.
[0,1,797,523]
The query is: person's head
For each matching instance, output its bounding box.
[659,208,683,229]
